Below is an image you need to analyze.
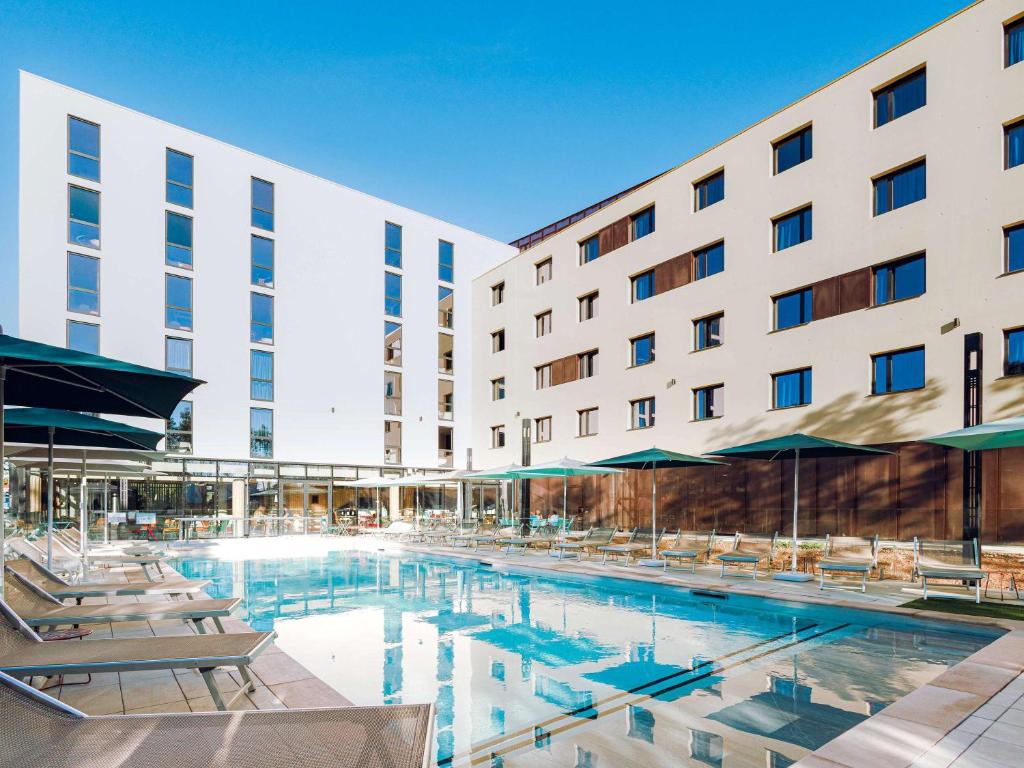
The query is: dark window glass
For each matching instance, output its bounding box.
[694,384,724,420]
[875,69,926,127]
[67,320,99,354]
[250,408,273,458]
[631,207,655,239]
[694,313,723,350]
[874,161,926,215]
[166,149,194,208]
[1006,328,1024,376]
[874,254,926,305]
[165,274,193,331]
[1006,18,1024,67]
[165,337,192,376]
[251,350,274,400]
[166,401,193,454]
[251,178,274,231]
[385,222,402,268]
[631,334,655,366]
[630,397,655,429]
[67,253,99,315]
[774,127,812,174]
[68,116,100,181]
[774,288,813,330]
[774,206,812,251]
[385,271,402,316]
[695,171,725,210]
[693,241,725,280]
[1007,120,1024,169]
[873,347,925,394]
[251,235,274,287]
[631,270,655,302]
[773,368,812,408]
[1008,223,1024,274]
[580,235,600,264]
[68,185,100,249]
[165,211,193,268]
[579,291,598,321]
[439,240,455,282]
[250,293,274,344]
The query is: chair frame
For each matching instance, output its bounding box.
[817,534,879,593]
[717,533,777,580]
[661,530,716,572]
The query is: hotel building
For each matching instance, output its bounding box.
[472,0,1024,542]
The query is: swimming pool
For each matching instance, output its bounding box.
[174,545,1000,767]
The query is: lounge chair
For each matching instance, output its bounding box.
[817,535,879,592]
[551,528,617,561]
[599,529,666,566]
[377,520,416,540]
[470,526,517,550]
[716,533,777,580]
[501,524,557,556]
[659,530,716,572]
[30,536,169,581]
[0,599,273,710]
[451,522,484,548]
[6,558,210,604]
[423,522,456,545]
[0,669,433,768]
[4,569,239,635]
[913,538,986,604]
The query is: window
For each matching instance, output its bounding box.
[579,291,598,321]
[631,333,655,367]
[439,240,454,282]
[694,313,723,350]
[874,68,926,127]
[773,126,812,174]
[693,241,725,280]
[578,408,598,437]
[251,350,274,400]
[1007,119,1024,170]
[872,347,925,394]
[694,172,724,211]
[438,333,454,374]
[67,252,99,315]
[67,320,99,354]
[535,364,552,390]
[773,206,812,251]
[384,370,402,415]
[491,377,506,401]
[1005,327,1024,376]
[250,292,274,344]
[165,337,193,376]
[166,401,193,454]
[535,416,551,443]
[385,321,402,365]
[491,329,505,352]
[1007,223,1024,274]
[1009,17,1024,67]
[535,310,552,337]
[874,160,926,215]
[68,185,100,249]
[578,350,598,378]
[385,222,402,268]
[165,274,193,331]
[580,235,600,264]
[438,286,454,329]
[491,425,506,449]
[68,116,99,181]
[251,177,274,231]
[774,287,813,330]
[536,258,553,285]
[385,271,402,316]
[874,254,926,305]
[694,384,724,420]
[631,270,655,302]
[630,397,655,429]
[491,282,505,305]
[250,408,273,458]
[165,211,193,268]
[631,207,655,240]
[384,420,401,464]
[251,235,274,287]
[438,380,454,420]
[166,149,193,208]
[773,368,812,409]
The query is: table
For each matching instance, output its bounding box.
[983,571,1020,601]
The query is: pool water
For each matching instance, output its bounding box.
[175,547,999,767]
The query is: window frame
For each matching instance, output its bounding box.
[579,235,600,264]
[1004,326,1024,377]
[577,407,598,437]
[250,349,274,401]
[164,336,193,376]
[579,291,599,321]
[772,125,812,175]
[164,274,193,332]
[251,177,275,232]
[165,148,194,208]
[773,287,813,331]
[873,159,927,216]
[578,349,598,379]
[384,270,403,317]
[772,367,813,410]
[251,234,275,288]
[68,184,101,250]
[630,333,655,367]
[693,312,724,351]
[631,269,656,303]
[491,329,506,353]
[1008,16,1024,68]
[66,319,100,354]
[1006,117,1024,170]
[491,377,506,401]
[535,257,553,285]
[693,170,725,211]
[693,383,724,420]
[384,321,403,366]
[534,416,552,444]
[250,292,274,345]
[873,66,926,128]
[438,239,455,283]
[772,205,812,252]
[693,240,725,281]
[66,251,100,316]
[165,400,194,455]
[384,222,402,269]
[165,210,194,269]
[491,281,505,306]
[535,364,552,390]
[630,206,656,240]
[67,115,100,182]
[249,407,274,459]
[871,346,926,395]
[872,252,926,306]
[491,425,506,449]
[629,397,656,430]
[535,310,552,338]
[1006,222,1024,274]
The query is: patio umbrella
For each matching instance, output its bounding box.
[515,458,622,535]
[0,333,202,596]
[467,464,524,523]
[922,415,1024,451]
[590,448,726,566]
[707,434,890,582]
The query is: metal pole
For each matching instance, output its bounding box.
[103,472,109,546]
[0,364,6,600]
[80,451,88,570]
[651,462,658,561]
[47,425,55,570]
[791,449,800,573]
[562,475,567,536]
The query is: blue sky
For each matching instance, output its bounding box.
[0,0,969,334]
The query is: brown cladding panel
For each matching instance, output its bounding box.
[654,253,692,295]
[812,276,841,320]
[597,225,614,256]
[550,354,579,387]
[610,217,629,251]
[840,268,872,313]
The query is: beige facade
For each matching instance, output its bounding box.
[472,0,1024,468]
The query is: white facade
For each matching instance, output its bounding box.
[19,72,515,469]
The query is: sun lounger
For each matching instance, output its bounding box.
[716,533,777,580]
[551,527,617,561]
[376,520,416,541]
[913,537,986,603]
[451,522,484,548]
[6,558,210,604]
[37,536,169,581]
[501,524,557,556]
[470,526,517,550]
[658,530,716,572]
[817,534,879,592]
[598,529,666,566]
[0,669,433,768]
[0,599,273,710]
[5,569,238,634]
[422,523,456,545]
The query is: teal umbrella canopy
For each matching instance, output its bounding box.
[515,457,623,477]
[707,433,891,460]
[591,447,727,470]
[466,463,524,480]
[922,416,1024,451]
[4,407,164,451]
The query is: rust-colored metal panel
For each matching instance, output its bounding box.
[812,276,841,320]
[549,354,579,387]
[597,224,615,256]
[610,217,629,251]
[654,253,692,296]
[839,267,872,313]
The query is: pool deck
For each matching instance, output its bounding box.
[26,536,1024,768]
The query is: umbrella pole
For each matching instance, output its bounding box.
[47,425,55,571]
[80,452,88,571]
[775,447,813,581]
[562,475,567,536]
[638,461,661,567]
[0,364,5,599]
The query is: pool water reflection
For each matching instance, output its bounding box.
[174,548,998,767]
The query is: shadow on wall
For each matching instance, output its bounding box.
[989,376,1024,421]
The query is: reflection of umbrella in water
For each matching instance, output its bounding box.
[420,610,490,634]
[472,624,615,667]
